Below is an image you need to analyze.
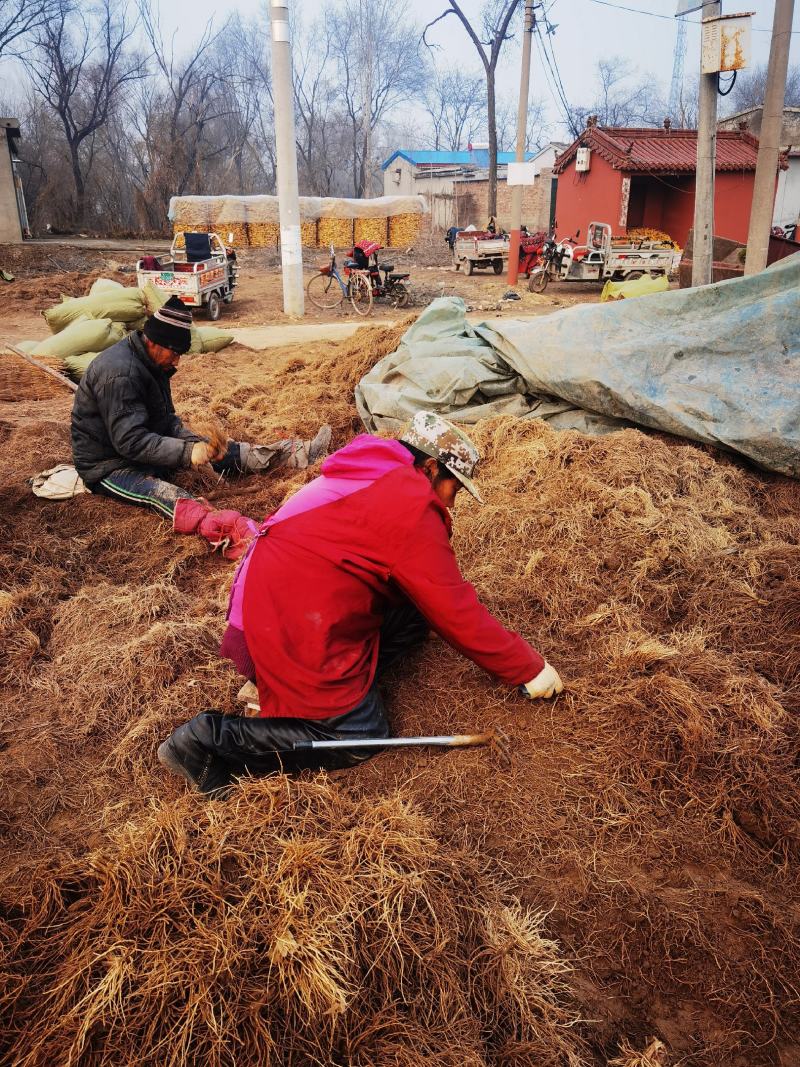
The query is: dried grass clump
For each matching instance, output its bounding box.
[608,1037,669,1066]
[1,780,586,1067]
[2,366,800,1066]
[174,320,411,449]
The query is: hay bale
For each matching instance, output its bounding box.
[0,780,585,1067]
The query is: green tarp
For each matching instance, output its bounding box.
[355,253,800,477]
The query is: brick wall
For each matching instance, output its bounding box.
[453,170,554,231]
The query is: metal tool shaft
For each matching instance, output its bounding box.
[294,734,490,752]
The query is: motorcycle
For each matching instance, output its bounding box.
[346,240,412,309]
[528,231,580,293]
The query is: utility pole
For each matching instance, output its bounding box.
[691,0,721,287]
[269,0,304,316]
[506,0,535,287]
[744,0,795,276]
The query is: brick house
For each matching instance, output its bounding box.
[381,146,539,231]
[553,123,782,248]
[453,142,566,233]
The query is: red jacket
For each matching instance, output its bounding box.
[242,438,543,719]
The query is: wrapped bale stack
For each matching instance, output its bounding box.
[168,194,426,250]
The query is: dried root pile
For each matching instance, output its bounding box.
[1,332,799,1066]
[1,781,585,1067]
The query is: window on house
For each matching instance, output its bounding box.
[393,168,401,184]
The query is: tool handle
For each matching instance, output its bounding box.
[7,344,78,392]
[293,734,490,752]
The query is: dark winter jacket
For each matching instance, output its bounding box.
[71,332,200,486]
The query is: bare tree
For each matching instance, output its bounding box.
[570,57,665,132]
[331,0,428,197]
[133,0,235,227]
[0,0,58,58]
[494,92,546,152]
[290,11,342,195]
[25,0,147,227]
[721,61,800,116]
[423,0,522,214]
[424,67,486,151]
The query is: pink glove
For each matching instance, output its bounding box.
[198,509,259,560]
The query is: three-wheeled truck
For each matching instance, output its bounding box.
[452,231,509,275]
[136,232,238,320]
[529,222,676,293]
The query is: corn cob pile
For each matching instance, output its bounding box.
[221,223,248,247]
[388,213,422,247]
[318,218,354,248]
[625,227,677,249]
[248,223,280,248]
[355,218,388,245]
[170,197,424,249]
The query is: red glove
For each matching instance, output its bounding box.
[198,509,259,560]
[173,497,212,534]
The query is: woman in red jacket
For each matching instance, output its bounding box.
[158,412,562,793]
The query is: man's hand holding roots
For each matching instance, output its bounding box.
[191,440,227,468]
[521,662,563,700]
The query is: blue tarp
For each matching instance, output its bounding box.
[355,253,800,477]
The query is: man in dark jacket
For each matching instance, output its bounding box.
[158,411,563,794]
[71,296,330,558]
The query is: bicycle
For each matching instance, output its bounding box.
[306,245,373,316]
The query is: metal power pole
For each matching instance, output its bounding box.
[506,0,535,287]
[269,0,304,316]
[744,0,795,276]
[691,1,721,287]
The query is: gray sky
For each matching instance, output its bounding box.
[3,0,800,141]
[154,0,800,139]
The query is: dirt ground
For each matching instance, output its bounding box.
[2,240,603,345]
[1,243,797,1067]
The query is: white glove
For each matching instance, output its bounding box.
[521,662,563,699]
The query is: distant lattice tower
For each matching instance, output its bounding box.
[668,16,688,124]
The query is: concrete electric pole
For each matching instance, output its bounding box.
[506,0,535,287]
[744,0,795,276]
[269,0,304,316]
[691,0,721,287]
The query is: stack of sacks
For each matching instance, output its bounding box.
[20,279,235,382]
[44,279,147,333]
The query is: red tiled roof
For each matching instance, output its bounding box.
[554,127,770,175]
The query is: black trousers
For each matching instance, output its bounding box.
[165,602,429,792]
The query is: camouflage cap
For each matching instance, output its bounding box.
[399,410,484,503]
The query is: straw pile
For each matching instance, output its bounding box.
[1,780,585,1067]
[1,325,798,1066]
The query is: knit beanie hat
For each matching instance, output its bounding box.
[143,295,193,354]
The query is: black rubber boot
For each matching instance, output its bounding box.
[157,715,233,795]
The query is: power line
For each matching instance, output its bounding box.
[534,15,580,137]
[583,0,800,34]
